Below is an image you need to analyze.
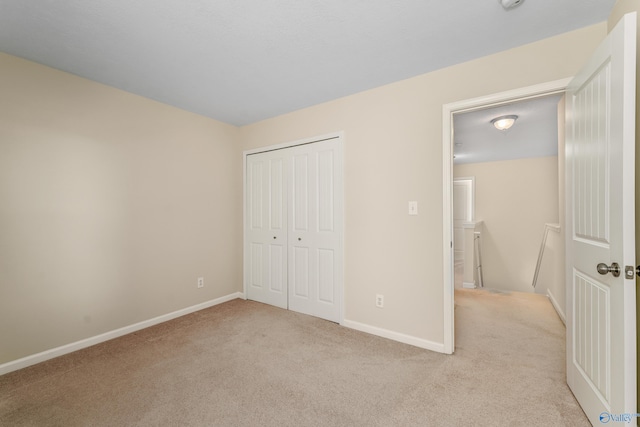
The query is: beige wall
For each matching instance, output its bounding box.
[0,53,242,364]
[454,157,559,294]
[240,24,606,345]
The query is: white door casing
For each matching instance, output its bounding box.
[244,134,344,324]
[565,12,636,424]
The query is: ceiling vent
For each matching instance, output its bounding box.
[499,0,524,10]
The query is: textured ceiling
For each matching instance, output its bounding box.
[0,0,615,126]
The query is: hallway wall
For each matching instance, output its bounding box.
[454,156,559,294]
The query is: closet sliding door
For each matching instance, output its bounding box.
[244,136,343,323]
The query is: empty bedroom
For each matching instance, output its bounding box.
[1,1,636,425]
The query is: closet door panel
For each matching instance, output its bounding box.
[293,153,309,232]
[293,247,310,298]
[245,151,288,309]
[317,249,335,304]
[317,149,335,232]
[288,139,342,322]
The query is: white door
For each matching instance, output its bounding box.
[244,136,344,323]
[288,139,344,322]
[453,178,474,288]
[245,149,288,309]
[565,12,636,424]
[453,179,474,254]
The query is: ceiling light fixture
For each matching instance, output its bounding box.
[491,115,518,131]
[499,0,524,10]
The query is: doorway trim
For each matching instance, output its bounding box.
[441,78,571,354]
[242,131,345,325]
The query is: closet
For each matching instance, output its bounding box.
[244,135,344,323]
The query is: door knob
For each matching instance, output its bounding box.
[597,262,621,277]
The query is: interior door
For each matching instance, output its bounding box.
[565,12,636,424]
[288,139,343,322]
[453,178,474,288]
[245,150,288,309]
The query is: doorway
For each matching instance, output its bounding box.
[452,94,562,295]
[441,79,570,354]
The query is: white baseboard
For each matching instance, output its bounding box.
[547,289,566,325]
[462,281,476,289]
[0,292,244,376]
[342,319,445,353]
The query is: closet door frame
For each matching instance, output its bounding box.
[242,132,345,325]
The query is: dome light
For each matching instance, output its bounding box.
[491,115,518,131]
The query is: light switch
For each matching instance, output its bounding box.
[408,201,418,215]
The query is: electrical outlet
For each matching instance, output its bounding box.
[376,294,384,308]
[197,277,204,288]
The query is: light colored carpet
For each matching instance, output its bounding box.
[0,289,588,426]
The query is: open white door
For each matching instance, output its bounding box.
[565,12,636,424]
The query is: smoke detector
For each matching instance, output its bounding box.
[499,0,524,10]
